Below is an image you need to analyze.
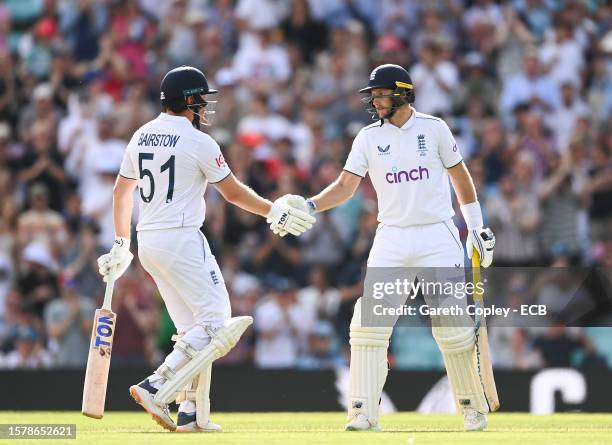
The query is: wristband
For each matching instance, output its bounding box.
[305,198,317,215]
[460,201,483,230]
[114,236,130,249]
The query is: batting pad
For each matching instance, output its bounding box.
[432,322,489,413]
[176,364,212,428]
[348,299,393,425]
[155,316,252,405]
[173,330,213,429]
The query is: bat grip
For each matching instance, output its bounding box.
[102,280,115,311]
[471,247,481,269]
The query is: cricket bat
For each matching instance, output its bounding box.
[82,280,116,419]
[472,250,500,412]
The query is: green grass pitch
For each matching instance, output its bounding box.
[1,412,611,444]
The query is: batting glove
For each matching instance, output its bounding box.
[268,195,316,237]
[97,236,134,282]
[466,227,495,268]
[266,197,316,237]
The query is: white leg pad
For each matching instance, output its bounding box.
[348,298,393,426]
[195,364,212,428]
[154,316,252,405]
[432,323,489,413]
[172,331,213,429]
[175,364,212,429]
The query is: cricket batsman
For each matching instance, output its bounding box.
[96,66,315,432]
[276,64,496,431]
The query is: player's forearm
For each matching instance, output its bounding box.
[226,183,272,217]
[449,162,486,230]
[216,174,272,217]
[448,162,477,205]
[113,188,133,239]
[112,176,137,239]
[310,171,361,212]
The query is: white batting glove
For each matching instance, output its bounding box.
[266,197,316,237]
[466,227,495,268]
[97,237,134,282]
[268,195,314,237]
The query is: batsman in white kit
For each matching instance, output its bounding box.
[96,66,315,432]
[276,65,497,431]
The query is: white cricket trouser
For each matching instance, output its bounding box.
[368,219,464,267]
[138,227,231,333]
[349,219,489,417]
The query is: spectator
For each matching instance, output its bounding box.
[456,52,498,116]
[0,49,18,124]
[532,325,603,368]
[59,0,108,62]
[499,48,560,124]
[254,277,313,368]
[0,290,19,351]
[582,144,612,244]
[539,19,585,89]
[113,83,157,140]
[61,222,104,301]
[538,152,582,260]
[15,120,68,211]
[232,25,292,96]
[0,324,52,369]
[111,267,160,367]
[17,184,67,248]
[297,320,344,369]
[297,267,340,322]
[249,228,305,280]
[281,0,328,65]
[300,209,351,269]
[44,274,94,367]
[545,81,590,153]
[411,40,459,116]
[18,84,62,143]
[17,17,57,80]
[477,118,508,185]
[17,242,59,318]
[487,174,540,266]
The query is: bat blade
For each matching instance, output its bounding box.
[472,251,500,412]
[82,308,117,419]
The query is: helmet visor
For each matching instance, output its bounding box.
[186,93,217,126]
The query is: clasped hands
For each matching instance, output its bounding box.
[266,195,316,237]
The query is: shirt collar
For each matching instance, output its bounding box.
[399,106,417,130]
[158,112,191,125]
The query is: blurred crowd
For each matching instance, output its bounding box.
[0,0,611,371]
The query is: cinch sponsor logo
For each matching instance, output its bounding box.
[94,314,114,348]
[385,166,429,183]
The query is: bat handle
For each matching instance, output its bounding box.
[102,280,115,311]
[471,247,481,269]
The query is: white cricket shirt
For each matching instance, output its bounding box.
[119,113,231,231]
[344,108,462,227]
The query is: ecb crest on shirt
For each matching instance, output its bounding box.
[417,134,428,157]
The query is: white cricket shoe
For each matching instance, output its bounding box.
[129,380,176,432]
[464,408,487,431]
[345,413,381,431]
[175,412,222,432]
